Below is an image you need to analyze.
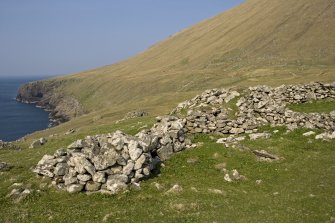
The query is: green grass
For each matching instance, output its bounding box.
[287,100,335,113]
[1,117,334,222]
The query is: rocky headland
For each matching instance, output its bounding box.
[16,80,84,125]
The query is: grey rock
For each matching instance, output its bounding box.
[230,128,244,134]
[253,150,279,160]
[33,168,54,178]
[128,140,142,161]
[93,172,106,183]
[303,131,316,137]
[68,139,86,149]
[53,163,68,176]
[29,138,47,149]
[157,143,174,161]
[85,181,101,191]
[71,156,96,175]
[106,174,128,194]
[122,161,134,175]
[67,184,84,193]
[249,133,271,140]
[92,150,119,171]
[134,154,147,170]
[77,174,91,182]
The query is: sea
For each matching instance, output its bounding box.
[0,77,50,142]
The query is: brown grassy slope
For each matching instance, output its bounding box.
[42,0,335,120]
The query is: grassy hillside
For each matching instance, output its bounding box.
[39,0,334,118]
[1,114,335,222]
[3,1,334,222]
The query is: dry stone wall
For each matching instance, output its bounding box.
[33,82,335,194]
[33,116,192,194]
[179,82,335,134]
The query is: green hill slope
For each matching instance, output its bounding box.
[18,0,335,130]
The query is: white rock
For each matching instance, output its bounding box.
[128,140,142,161]
[303,131,316,137]
[249,133,271,140]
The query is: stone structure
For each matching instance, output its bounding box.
[33,116,191,194]
[33,82,335,194]
[176,82,335,134]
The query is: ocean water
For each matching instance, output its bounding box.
[0,77,50,141]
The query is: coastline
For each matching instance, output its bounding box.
[15,79,85,127]
[15,98,59,128]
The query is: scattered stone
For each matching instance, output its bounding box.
[256,179,262,185]
[224,173,232,182]
[253,150,279,161]
[0,162,12,172]
[303,131,316,137]
[166,184,183,194]
[0,140,21,150]
[124,111,148,119]
[153,182,164,191]
[208,189,225,195]
[249,133,271,140]
[231,169,241,180]
[29,138,47,148]
[7,187,32,203]
[315,131,335,141]
[65,128,76,135]
[11,183,24,187]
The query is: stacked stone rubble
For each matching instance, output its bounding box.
[174,82,335,134]
[33,82,335,194]
[237,83,335,131]
[33,116,190,194]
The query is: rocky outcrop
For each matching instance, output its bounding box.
[16,80,85,124]
[33,116,192,194]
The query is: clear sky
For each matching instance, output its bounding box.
[0,1,244,77]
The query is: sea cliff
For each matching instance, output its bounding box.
[16,80,84,124]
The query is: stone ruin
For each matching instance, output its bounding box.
[177,82,335,135]
[33,116,193,194]
[33,82,335,194]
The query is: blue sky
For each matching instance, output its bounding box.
[0,1,244,77]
